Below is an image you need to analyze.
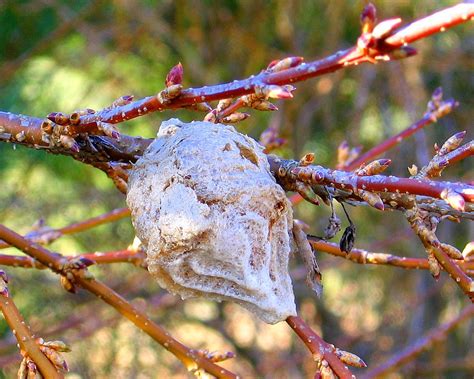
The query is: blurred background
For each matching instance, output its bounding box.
[0,0,473,378]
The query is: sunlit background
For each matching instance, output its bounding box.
[0,1,473,378]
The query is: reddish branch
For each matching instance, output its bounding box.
[0,3,473,150]
[270,155,474,208]
[308,238,474,275]
[0,207,130,250]
[0,272,62,378]
[363,304,474,379]
[0,224,237,379]
[431,246,474,301]
[68,3,473,132]
[286,316,357,379]
[342,89,458,170]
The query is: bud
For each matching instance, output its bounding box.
[59,135,80,153]
[268,56,304,72]
[337,140,350,166]
[358,189,384,210]
[252,100,278,111]
[427,250,441,279]
[360,3,377,33]
[221,112,249,123]
[60,275,76,293]
[299,153,315,166]
[40,345,68,372]
[111,95,134,108]
[440,188,465,212]
[462,242,474,262]
[408,164,418,176]
[42,340,71,353]
[47,112,69,125]
[98,122,121,140]
[40,120,54,134]
[440,243,462,260]
[320,360,336,379]
[165,62,183,87]
[356,159,391,176]
[69,112,81,126]
[335,348,367,368]
[216,98,233,112]
[438,131,466,156]
[256,85,294,99]
[372,18,403,39]
[296,182,320,206]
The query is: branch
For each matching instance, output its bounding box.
[0,224,237,378]
[70,3,473,130]
[0,207,130,250]
[286,316,363,379]
[1,3,473,162]
[308,238,474,276]
[270,155,474,211]
[341,88,458,170]
[363,304,474,379]
[0,271,63,378]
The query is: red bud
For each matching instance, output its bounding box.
[165,62,183,87]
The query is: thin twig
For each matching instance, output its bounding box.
[308,238,474,275]
[0,224,237,379]
[362,304,474,379]
[286,316,355,379]
[0,271,62,378]
[0,207,130,250]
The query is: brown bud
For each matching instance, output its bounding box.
[112,95,134,108]
[58,135,80,153]
[438,131,466,156]
[335,348,367,368]
[440,243,462,260]
[98,122,121,140]
[319,360,336,379]
[462,242,474,262]
[440,188,465,212]
[407,164,418,176]
[252,100,278,111]
[60,275,76,294]
[296,182,320,206]
[40,120,54,134]
[42,340,71,353]
[268,56,304,72]
[358,190,384,210]
[18,358,27,379]
[216,98,233,112]
[204,109,218,123]
[256,85,294,99]
[427,250,441,279]
[47,112,69,126]
[337,140,350,166]
[356,159,391,176]
[221,112,250,124]
[40,346,68,372]
[299,153,315,166]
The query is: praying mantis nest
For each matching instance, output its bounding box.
[127,119,297,324]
